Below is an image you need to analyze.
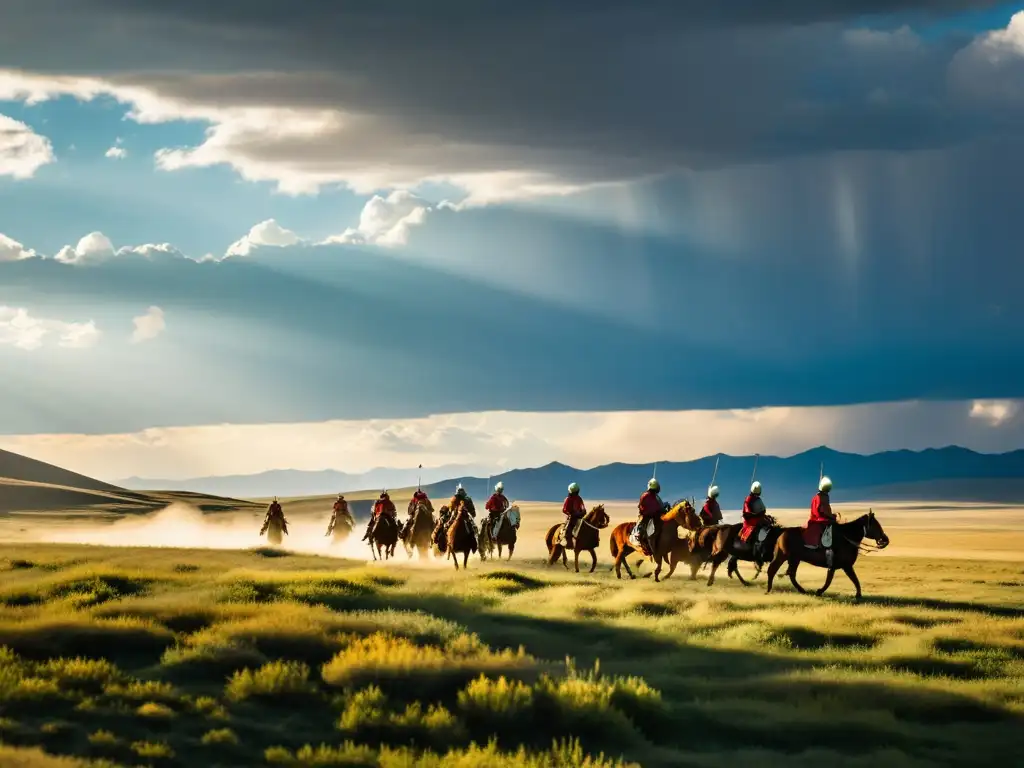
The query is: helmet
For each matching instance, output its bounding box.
[568,482,580,494]
[337,493,344,499]
[819,476,833,493]
[647,478,660,492]
[381,489,389,497]
[708,485,720,498]
[456,485,466,498]
[750,481,762,495]
[495,482,503,492]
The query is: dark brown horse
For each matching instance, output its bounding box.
[480,504,521,561]
[446,503,478,570]
[703,516,784,587]
[403,501,435,559]
[608,499,702,582]
[369,514,399,561]
[545,504,611,573]
[765,510,890,600]
[431,505,450,555]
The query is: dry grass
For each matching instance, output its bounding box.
[0,500,1017,767]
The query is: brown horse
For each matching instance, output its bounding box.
[402,501,435,559]
[765,510,890,600]
[703,516,784,587]
[480,504,521,561]
[446,504,478,571]
[545,504,611,573]
[608,499,703,582]
[431,505,450,555]
[369,515,399,561]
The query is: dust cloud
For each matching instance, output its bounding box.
[20,503,546,565]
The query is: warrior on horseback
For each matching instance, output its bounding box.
[448,484,478,539]
[402,487,434,540]
[701,485,724,525]
[637,478,669,554]
[260,496,288,544]
[326,493,354,537]
[483,481,509,543]
[803,476,837,562]
[362,489,397,542]
[737,481,771,564]
[560,482,587,547]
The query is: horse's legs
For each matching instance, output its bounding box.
[507,542,514,560]
[663,550,679,579]
[842,565,863,601]
[730,556,752,587]
[653,555,663,583]
[462,551,469,570]
[561,548,569,569]
[787,558,805,593]
[573,548,581,573]
[815,568,836,597]
[588,549,597,573]
[764,550,787,594]
[547,544,562,567]
[689,559,701,580]
[615,547,633,580]
[706,551,728,587]
[452,549,460,570]
[497,543,503,558]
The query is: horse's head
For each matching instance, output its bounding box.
[663,498,701,530]
[864,509,890,549]
[587,503,610,529]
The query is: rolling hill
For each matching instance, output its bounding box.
[0,448,260,516]
[119,445,1024,509]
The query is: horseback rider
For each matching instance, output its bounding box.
[805,476,837,552]
[261,497,287,535]
[326,493,354,536]
[701,485,723,525]
[739,481,769,562]
[402,487,434,539]
[561,482,587,547]
[637,478,668,553]
[448,484,478,536]
[484,481,510,539]
[362,489,396,542]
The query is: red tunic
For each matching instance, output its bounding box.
[373,497,396,518]
[638,490,664,518]
[803,492,835,546]
[562,494,586,517]
[739,494,766,542]
[701,498,722,525]
[485,493,509,513]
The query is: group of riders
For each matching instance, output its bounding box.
[260,470,840,564]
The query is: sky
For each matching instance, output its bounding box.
[1,1,1023,481]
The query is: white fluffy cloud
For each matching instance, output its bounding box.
[225,219,302,257]
[105,138,127,159]
[55,232,116,264]
[0,113,54,179]
[0,232,36,261]
[131,306,166,344]
[323,191,432,247]
[969,399,1019,427]
[0,306,100,351]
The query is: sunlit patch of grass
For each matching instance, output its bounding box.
[321,632,536,700]
[136,701,175,719]
[225,660,317,702]
[201,727,239,746]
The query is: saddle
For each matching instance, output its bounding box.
[627,518,656,555]
[560,516,585,545]
[803,524,834,550]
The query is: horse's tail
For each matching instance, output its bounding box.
[609,534,620,559]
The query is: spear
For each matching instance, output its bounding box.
[710,455,720,488]
[750,453,760,485]
[418,463,422,490]
[819,461,824,483]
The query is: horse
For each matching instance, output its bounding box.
[608,499,703,582]
[479,504,521,561]
[765,510,890,600]
[260,511,288,546]
[431,505,451,555]
[545,504,611,573]
[446,503,478,570]
[369,514,399,561]
[703,516,784,588]
[403,501,436,559]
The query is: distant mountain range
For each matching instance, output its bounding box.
[121,446,1024,507]
[118,463,494,499]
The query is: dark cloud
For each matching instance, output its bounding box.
[1,1,1021,195]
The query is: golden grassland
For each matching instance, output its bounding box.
[0,500,1019,767]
